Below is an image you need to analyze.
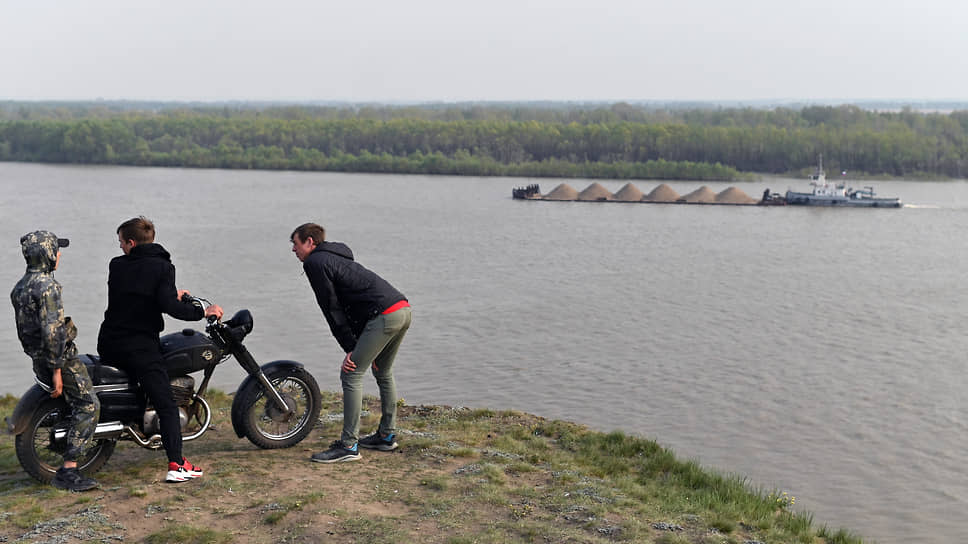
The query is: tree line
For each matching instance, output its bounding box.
[1,102,967,180]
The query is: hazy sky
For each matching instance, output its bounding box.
[2,0,964,103]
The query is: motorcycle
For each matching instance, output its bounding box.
[6,296,323,484]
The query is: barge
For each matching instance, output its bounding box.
[512,158,902,208]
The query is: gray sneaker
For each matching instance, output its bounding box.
[52,467,98,492]
[358,432,399,451]
[311,441,362,463]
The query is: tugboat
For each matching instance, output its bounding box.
[785,155,902,207]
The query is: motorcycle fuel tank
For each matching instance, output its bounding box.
[160,329,222,376]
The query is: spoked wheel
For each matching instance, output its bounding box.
[14,398,116,484]
[239,367,322,449]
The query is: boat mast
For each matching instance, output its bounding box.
[810,153,826,185]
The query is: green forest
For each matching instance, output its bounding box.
[1,101,967,181]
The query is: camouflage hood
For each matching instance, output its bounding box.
[20,230,69,273]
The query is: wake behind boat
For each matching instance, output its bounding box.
[784,155,902,208]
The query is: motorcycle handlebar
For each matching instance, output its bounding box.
[181,293,220,323]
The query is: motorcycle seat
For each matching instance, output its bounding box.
[80,354,131,385]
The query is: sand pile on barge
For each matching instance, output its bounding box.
[715,187,757,204]
[521,182,761,205]
[578,183,612,201]
[612,183,645,202]
[644,184,680,202]
[680,186,717,203]
[544,183,579,200]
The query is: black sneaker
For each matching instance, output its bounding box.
[311,441,362,463]
[52,467,99,492]
[359,432,399,451]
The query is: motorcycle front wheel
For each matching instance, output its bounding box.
[237,367,322,449]
[14,398,116,484]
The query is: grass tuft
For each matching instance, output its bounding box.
[420,474,449,491]
[817,524,866,544]
[341,516,404,542]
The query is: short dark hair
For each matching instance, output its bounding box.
[117,216,155,244]
[291,223,325,245]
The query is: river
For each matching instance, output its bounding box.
[2,162,966,543]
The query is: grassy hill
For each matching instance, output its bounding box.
[0,391,863,543]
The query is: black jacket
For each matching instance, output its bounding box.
[97,243,204,354]
[303,241,407,353]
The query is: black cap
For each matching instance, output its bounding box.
[19,230,69,251]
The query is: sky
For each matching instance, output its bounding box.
[1,0,965,103]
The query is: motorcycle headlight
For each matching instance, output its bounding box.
[224,309,254,339]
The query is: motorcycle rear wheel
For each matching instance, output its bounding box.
[238,367,322,449]
[14,398,116,484]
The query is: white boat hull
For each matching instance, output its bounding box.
[785,190,902,208]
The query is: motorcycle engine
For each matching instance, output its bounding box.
[143,376,196,435]
[169,377,196,406]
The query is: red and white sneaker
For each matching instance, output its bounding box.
[166,458,203,483]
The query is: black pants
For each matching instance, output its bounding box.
[100,346,183,465]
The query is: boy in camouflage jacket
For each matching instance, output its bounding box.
[10,230,99,491]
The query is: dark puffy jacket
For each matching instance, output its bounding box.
[303,241,407,352]
[97,243,204,354]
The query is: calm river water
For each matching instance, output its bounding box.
[2,162,967,543]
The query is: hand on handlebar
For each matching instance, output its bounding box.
[204,304,224,321]
[178,292,220,321]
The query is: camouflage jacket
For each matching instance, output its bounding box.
[10,231,77,370]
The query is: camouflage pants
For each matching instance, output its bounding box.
[36,357,99,462]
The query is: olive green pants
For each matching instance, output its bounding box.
[339,307,411,446]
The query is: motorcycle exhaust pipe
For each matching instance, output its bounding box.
[54,420,125,441]
[93,421,126,439]
[125,425,162,448]
[54,396,217,448]
[124,396,213,448]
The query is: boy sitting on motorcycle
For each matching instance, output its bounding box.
[10,231,100,492]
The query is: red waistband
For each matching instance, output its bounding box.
[382,300,411,314]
